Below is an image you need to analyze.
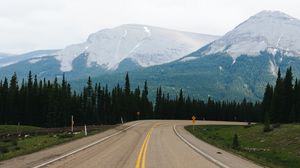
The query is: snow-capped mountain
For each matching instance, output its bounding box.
[56,24,219,72]
[0,53,14,59]
[93,11,300,101]
[0,24,218,80]
[201,10,300,61]
[0,50,59,68]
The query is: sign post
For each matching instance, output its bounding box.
[192,115,196,131]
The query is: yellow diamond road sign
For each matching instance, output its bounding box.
[192,116,196,124]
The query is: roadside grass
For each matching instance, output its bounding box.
[185,124,300,168]
[0,125,113,161]
[0,125,42,135]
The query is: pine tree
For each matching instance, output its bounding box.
[262,83,273,131]
[176,89,184,119]
[283,67,293,122]
[8,73,18,123]
[270,69,284,123]
[141,81,152,119]
[154,87,162,119]
[125,73,130,96]
[294,80,300,122]
[1,78,8,124]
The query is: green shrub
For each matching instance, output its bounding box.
[11,140,18,146]
[232,133,240,150]
[0,146,9,154]
[58,133,74,139]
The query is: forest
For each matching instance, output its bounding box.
[0,68,298,128]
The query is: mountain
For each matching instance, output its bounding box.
[0,24,218,79]
[87,11,300,101]
[0,50,59,68]
[201,10,300,61]
[0,53,15,59]
[3,11,300,101]
[56,24,218,71]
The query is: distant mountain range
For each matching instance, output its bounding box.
[0,50,59,67]
[87,11,300,101]
[2,10,300,101]
[0,25,218,80]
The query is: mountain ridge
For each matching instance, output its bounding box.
[201,10,300,61]
[56,24,219,72]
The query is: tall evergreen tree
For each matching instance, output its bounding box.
[262,83,273,129]
[154,87,162,119]
[283,67,294,122]
[270,69,284,123]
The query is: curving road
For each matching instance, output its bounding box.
[0,120,262,168]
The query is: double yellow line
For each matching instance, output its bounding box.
[135,124,158,168]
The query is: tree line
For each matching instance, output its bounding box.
[0,68,298,128]
[154,88,261,122]
[262,67,300,124]
[0,72,153,127]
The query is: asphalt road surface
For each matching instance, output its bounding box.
[0,120,262,168]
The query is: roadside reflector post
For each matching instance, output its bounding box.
[192,115,196,131]
[71,115,74,133]
[84,125,87,136]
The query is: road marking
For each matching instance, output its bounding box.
[33,122,141,168]
[173,125,230,168]
[136,124,157,168]
[136,131,149,168]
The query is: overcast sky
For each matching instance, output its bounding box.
[1,0,300,54]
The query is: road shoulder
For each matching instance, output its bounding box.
[0,121,139,168]
[175,123,263,168]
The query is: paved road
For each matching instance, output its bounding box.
[0,120,263,168]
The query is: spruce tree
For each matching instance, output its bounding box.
[141,81,152,119]
[293,79,300,122]
[270,69,284,123]
[262,83,273,131]
[283,67,293,122]
[8,73,18,123]
[154,87,162,119]
[125,73,130,96]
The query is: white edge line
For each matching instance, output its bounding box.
[173,125,230,168]
[33,122,141,168]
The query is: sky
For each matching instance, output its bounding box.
[1,0,300,54]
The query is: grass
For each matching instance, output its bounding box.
[0,125,42,135]
[185,124,300,168]
[0,125,113,161]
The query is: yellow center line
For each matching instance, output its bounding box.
[135,123,159,168]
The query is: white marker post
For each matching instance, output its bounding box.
[121,117,124,124]
[137,112,140,120]
[71,115,74,133]
[17,122,20,135]
[84,125,87,136]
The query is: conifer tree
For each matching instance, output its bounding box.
[270,69,284,123]
[283,67,294,122]
[293,79,300,122]
[154,87,162,119]
[262,83,273,131]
